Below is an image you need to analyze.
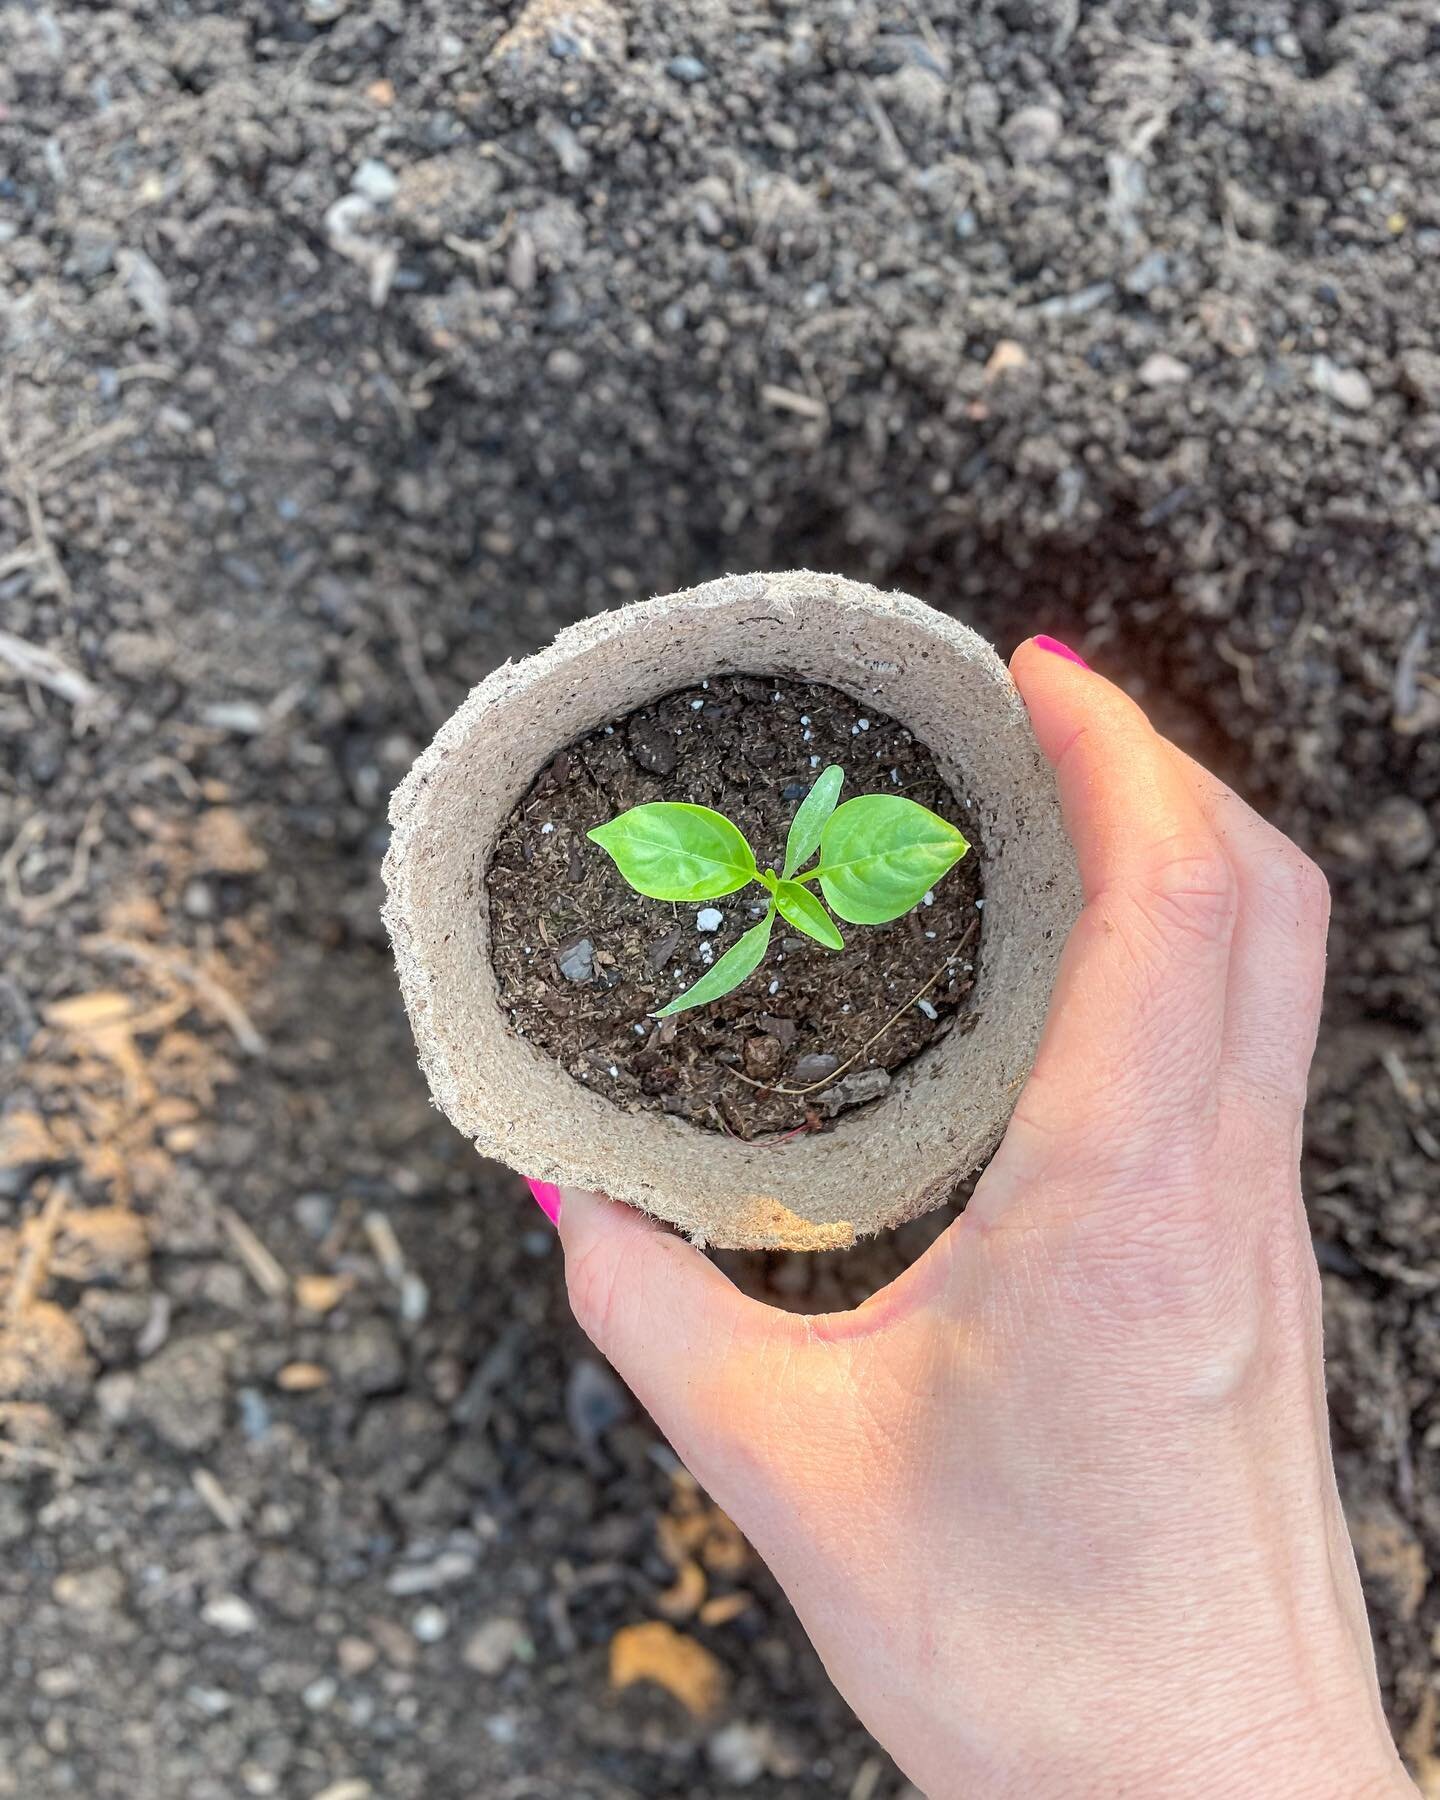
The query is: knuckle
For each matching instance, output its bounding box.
[1244,829,1331,933]
[1134,839,1239,945]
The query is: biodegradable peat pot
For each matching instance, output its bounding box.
[383,572,1081,1251]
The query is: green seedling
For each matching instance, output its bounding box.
[587,766,970,1017]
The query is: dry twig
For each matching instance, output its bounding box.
[81,933,267,1057]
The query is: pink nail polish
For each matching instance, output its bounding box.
[525,1179,563,1226]
[1033,634,1089,669]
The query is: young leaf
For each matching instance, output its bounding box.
[652,910,775,1018]
[589,803,757,902]
[782,764,844,879]
[813,795,969,924]
[773,879,844,950]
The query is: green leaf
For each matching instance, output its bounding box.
[813,795,970,924]
[782,764,844,879]
[588,804,757,902]
[652,911,775,1018]
[773,879,844,950]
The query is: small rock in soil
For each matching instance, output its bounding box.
[386,1548,478,1596]
[742,1036,783,1081]
[1369,795,1434,870]
[202,1593,258,1635]
[462,1616,529,1676]
[792,1052,840,1084]
[53,1565,126,1615]
[626,715,677,775]
[1311,356,1373,412]
[707,1719,772,1784]
[1398,348,1440,410]
[133,1338,227,1451]
[411,1603,450,1643]
[1002,103,1062,164]
[818,1068,891,1117]
[557,937,595,983]
[1138,352,1192,388]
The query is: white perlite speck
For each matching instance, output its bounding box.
[696,907,723,931]
[917,998,939,1021]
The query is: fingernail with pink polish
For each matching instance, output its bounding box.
[525,1179,563,1226]
[1033,635,1089,669]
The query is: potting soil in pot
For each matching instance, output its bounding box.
[488,675,985,1140]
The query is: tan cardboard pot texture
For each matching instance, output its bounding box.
[382,573,1081,1252]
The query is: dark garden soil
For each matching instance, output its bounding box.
[489,677,983,1140]
[1,2,1437,1796]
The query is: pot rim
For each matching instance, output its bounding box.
[383,572,1080,1250]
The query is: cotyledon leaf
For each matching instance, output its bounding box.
[588,803,757,902]
[652,909,776,1017]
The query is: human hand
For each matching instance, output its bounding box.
[542,640,1416,1800]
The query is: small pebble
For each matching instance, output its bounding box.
[412,1605,449,1644]
[1310,355,1373,412]
[916,998,939,1021]
[858,718,870,730]
[1138,352,1192,388]
[304,1676,338,1711]
[351,158,398,204]
[462,1617,529,1677]
[667,54,708,83]
[558,938,595,983]
[203,1595,258,1636]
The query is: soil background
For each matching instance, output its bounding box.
[1,2,1437,1796]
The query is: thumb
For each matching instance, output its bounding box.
[549,1185,797,1462]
